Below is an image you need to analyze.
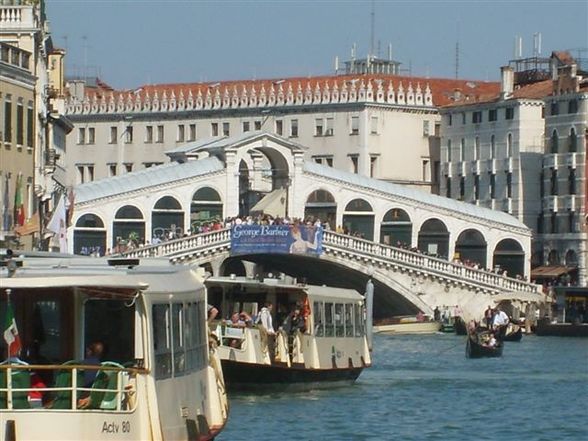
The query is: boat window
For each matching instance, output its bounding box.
[354,304,364,337]
[344,304,354,337]
[184,301,208,372]
[172,303,185,375]
[32,300,63,362]
[313,301,324,336]
[324,302,334,337]
[152,304,172,379]
[334,304,345,337]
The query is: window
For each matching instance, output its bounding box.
[325,302,334,337]
[145,126,153,143]
[325,117,334,136]
[461,113,466,124]
[550,168,558,195]
[334,304,344,337]
[490,135,496,158]
[472,111,482,124]
[315,118,324,136]
[189,124,196,141]
[16,102,23,145]
[109,164,117,177]
[3,96,11,142]
[344,304,354,337]
[551,211,558,234]
[222,122,229,136]
[568,99,578,114]
[474,137,480,160]
[242,121,250,133]
[77,165,84,184]
[88,127,95,144]
[177,124,185,142]
[87,165,94,181]
[447,139,452,162]
[371,116,379,134]
[446,176,451,198]
[156,125,164,143]
[313,301,325,336]
[26,104,33,148]
[460,138,465,161]
[254,120,261,131]
[125,163,133,173]
[422,159,430,181]
[506,172,512,198]
[488,109,497,122]
[569,168,576,194]
[124,126,133,144]
[109,126,117,144]
[550,130,558,154]
[550,101,559,116]
[350,155,358,174]
[350,115,359,134]
[211,122,219,137]
[459,176,465,199]
[569,128,577,153]
[152,304,171,379]
[506,133,513,157]
[447,114,452,126]
[275,119,283,135]
[326,157,333,167]
[539,171,545,198]
[474,174,480,200]
[78,127,86,145]
[290,119,298,137]
[505,107,514,120]
[370,156,377,178]
[490,173,496,199]
[569,211,575,233]
[422,120,429,136]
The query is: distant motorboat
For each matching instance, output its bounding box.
[373,316,441,335]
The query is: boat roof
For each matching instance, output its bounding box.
[205,276,363,302]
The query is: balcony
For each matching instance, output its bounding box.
[470,160,481,174]
[0,4,37,31]
[566,152,577,168]
[543,154,559,169]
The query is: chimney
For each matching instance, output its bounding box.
[500,66,514,99]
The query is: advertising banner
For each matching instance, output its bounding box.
[230,224,323,256]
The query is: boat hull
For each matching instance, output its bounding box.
[535,319,588,337]
[503,327,523,341]
[220,359,363,390]
[466,337,503,358]
[373,321,441,335]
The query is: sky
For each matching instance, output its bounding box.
[45,0,587,90]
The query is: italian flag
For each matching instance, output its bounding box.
[14,173,25,227]
[3,301,21,358]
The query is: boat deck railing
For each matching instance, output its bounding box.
[0,361,146,411]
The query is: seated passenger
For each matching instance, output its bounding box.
[282,308,306,335]
[82,341,105,388]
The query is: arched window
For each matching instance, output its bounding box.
[569,128,577,153]
[342,199,374,240]
[565,249,578,267]
[417,218,449,259]
[380,208,412,247]
[506,133,513,157]
[455,229,487,268]
[113,205,145,249]
[493,239,524,278]
[550,130,559,154]
[152,196,184,240]
[305,189,336,228]
[191,187,223,232]
[73,213,106,256]
[490,135,496,158]
[447,139,452,162]
[460,138,465,161]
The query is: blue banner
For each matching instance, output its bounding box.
[230,224,323,255]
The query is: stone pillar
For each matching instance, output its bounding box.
[225,149,240,217]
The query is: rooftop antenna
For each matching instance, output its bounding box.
[370,0,375,59]
[334,56,339,73]
[514,35,523,58]
[82,35,88,81]
[388,43,392,61]
[455,21,460,80]
[533,32,542,56]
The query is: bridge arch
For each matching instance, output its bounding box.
[342,198,375,240]
[152,195,184,239]
[304,188,337,228]
[73,213,106,256]
[191,186,223,232]
[113,205,145,248]
[417,218,449,258]
[455,228,487,268]
[379,208,412,247]
[493,238,525,277]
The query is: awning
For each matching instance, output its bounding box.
[14,213,40,236]
[531,265,576,278]
[250,188,287,217]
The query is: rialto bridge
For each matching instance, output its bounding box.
[71,132,544,320]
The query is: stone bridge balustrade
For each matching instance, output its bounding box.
[120,228,540,297]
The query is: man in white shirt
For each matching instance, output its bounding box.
[259,302,275,334]
[492,307,510,339]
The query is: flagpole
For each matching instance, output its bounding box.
[5,288,10,360]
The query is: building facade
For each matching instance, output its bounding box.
[63,74,500,195]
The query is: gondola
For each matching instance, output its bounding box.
[466,330,503,358]
[503,325,523,342]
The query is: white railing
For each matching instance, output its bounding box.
[0,5,36,29]
[120,228,540,294]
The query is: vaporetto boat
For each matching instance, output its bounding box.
[0,253,228,441]
[206,275,372,390]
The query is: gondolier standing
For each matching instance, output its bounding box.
[492,306,510,339]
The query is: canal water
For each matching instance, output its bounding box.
[218,333,588,440]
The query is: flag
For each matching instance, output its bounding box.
[14,172,25,227]
[47,195,68,253]
[2,174,11,232]
[4,299,21,358]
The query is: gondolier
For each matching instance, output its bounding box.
[492,306,510,339]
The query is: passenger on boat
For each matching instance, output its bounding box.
[81,341,104,388]
[282,308,306,335]
[207,304,219,323]
[484,305,494,329]
[258,302,275,334]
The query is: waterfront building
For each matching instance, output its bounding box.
[0,0,73,251]
[439,51,588,285]
[63,71,499,194]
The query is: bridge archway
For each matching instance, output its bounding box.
[73,213,106,256]
[305,189,336,227]
[191,187,223,232]
[152,195,184,239]
[343,198,375,240]
[493,239,524,277]
[113,205,145,248]
[455,229,487,268]
[380,208,412,247]
[417,218,449,258]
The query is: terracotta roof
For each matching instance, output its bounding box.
[82,73,499,108]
